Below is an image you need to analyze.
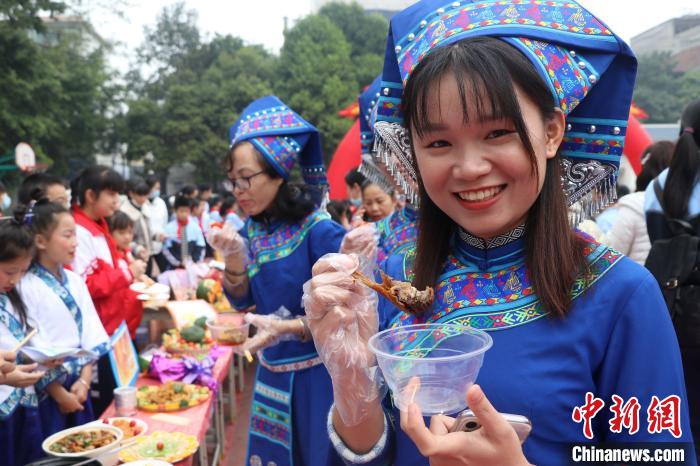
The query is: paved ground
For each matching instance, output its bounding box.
[222,361,256,466]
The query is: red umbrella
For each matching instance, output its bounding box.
[327,120,361,200]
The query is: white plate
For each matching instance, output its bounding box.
[130,282,148,292]
[137,293,170,301]
[42,424,124,458]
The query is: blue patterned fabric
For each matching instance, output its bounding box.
[330,230,697,465]
[374,0,637,210]
[226,212,345,465]
[359,75,382,156]
[228,96,328,186]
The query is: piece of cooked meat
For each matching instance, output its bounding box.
[352,270,434,314]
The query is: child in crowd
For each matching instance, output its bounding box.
[0,211,47,466]
[163,196,205,270]
[20,200,110,436]
[361,180,396,222]
[70,165,143,414]
[208,195,223,225]
[109,211,148,283]
[220,195,245,231]
[192,197,209,235]
[17,173,70,208]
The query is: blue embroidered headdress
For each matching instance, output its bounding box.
[374,0,637,216]
[357,75,402,197]
[228,96,327,187]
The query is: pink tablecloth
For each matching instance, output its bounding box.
[101,346,234,465]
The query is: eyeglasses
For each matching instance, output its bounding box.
[224,170,266,192]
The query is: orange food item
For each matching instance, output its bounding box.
[352,270,434,314]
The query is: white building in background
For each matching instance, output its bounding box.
[27,16,108,55]
[630,15,700,72]
[310,0,416,18]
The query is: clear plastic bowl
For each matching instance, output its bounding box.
[206,313,250,346]
[368,323,492,415]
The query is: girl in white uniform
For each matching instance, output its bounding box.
[0,210,47,466]
[20,200,110,436]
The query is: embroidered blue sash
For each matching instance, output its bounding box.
[247,366,294,466]
[31,263,109,385]
[0,294,37,417]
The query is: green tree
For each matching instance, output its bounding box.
[318,2,388,87]
[632,52,685,123]
[0,1,114,176]
[276,15,356,162]
[122,3,278,182]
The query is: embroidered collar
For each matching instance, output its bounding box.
[454,224,526,271]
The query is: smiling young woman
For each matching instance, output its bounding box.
[406,38,588,318]
[302,1,697,465]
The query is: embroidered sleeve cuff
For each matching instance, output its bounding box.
[327,405,392,465]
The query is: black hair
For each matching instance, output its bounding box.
[662,98,700,219]
[404,37,587,318]
[635,140,674,192]
[179,185,197,198]
[174,195,193,210]
[197,183,212,193]
[127,176,151,197]
[30,199,71,237]
[209,195,222,209]
[108,210,134,232]
[18,173,66,206]
[0,181,6,194]
[220,195,237,215]
[361,179,396,198]
[145,175,160,190]
[70,165,125,206]
[0,208,35,328]
[344,169,365,187]
[327,200,352,225]
[226,142,319,224]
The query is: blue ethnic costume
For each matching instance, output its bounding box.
[227,96,346,466]
[327,1,697,465]
[19,264,110,436]
[0,294,44,466]
[358,75,418,266]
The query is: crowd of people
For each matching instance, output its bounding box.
[1,0,699,465]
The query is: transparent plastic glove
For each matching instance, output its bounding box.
[235,307,300,355]
[302,253,380,426]
[340,223,379,263]
[206,223,248,259]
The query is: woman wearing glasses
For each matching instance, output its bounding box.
[208,96,346,466]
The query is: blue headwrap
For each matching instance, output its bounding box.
[228,96,327,187]
[357,75,401,197]
[373,0,637,214]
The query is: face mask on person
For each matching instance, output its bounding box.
[2,194,11,210]
[150,190,160,200]
[349,197,362,208]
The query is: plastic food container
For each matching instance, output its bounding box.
[368,323,492,415]
[206,313,250,346]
